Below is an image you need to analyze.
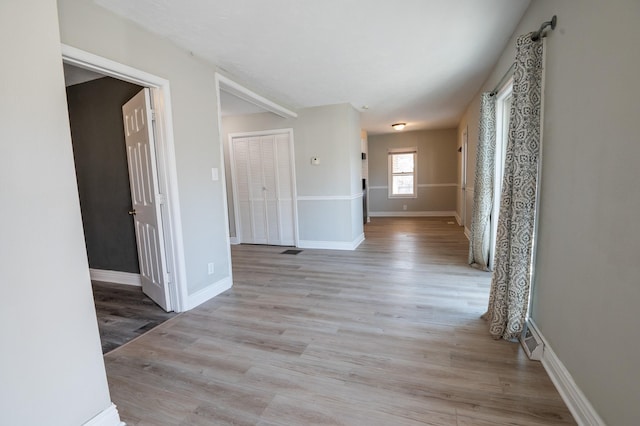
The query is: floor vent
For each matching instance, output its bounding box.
[520,320,544,361]
[281,249,303,255]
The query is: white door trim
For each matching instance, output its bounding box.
[228,129,299,247]
[61,44,188,312]
[460,126,468,230]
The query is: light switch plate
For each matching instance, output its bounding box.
[211,168,219,181]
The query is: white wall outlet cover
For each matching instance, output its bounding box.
[211,168,219,181]
[311,157,320,165]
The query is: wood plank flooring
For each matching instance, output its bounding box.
[104,217,575,425]
[92,281,177,354]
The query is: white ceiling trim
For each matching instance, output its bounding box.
[216,73,297,119]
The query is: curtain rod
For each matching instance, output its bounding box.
[531,15,557,42]
[489,63,515,97]
[490,15,558,96]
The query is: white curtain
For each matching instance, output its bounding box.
[483,34,544,341]
[468,93,496,271]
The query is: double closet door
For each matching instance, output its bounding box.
[231,132,296,246]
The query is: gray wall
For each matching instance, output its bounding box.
[0,0,112,423]
[222,103,364,245]
[58,0,233,295]
[368,129,458,214]
[66,77,142,274]
[458,1,640,424]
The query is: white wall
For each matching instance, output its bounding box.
[459,1,640,424]
[57,0,232,295]
[347,106,365,240]
[222,104,363,246]
[0,1,112,424]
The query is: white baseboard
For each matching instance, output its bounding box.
[368,210,456,218]
[529,320,605,426]
[463,227,471,240]
[352,233,365,249]
[298,233,365,251]
[454,212,462,226]
[229,236,240,245]
[185,276,233,310]
[83,403,125,426]
[90,269,141,286]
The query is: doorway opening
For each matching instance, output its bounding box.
[63,63,182,352]
[215,73,299,247]
[62,45,188,314]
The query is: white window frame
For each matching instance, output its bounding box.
[490,78,513,269]
[388,148,417,199]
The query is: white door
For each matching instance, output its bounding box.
[231,132,295,246]
[274,133,295,245]
[122,89,171,311]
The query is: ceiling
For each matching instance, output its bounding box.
[94,0,530,134]
[63,63,104,86]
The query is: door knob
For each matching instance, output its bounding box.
[128,209,137,216]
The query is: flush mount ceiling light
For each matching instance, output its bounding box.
[392,123,406,131]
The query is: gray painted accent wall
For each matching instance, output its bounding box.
[368,129,458,214]
[66,77,143,274]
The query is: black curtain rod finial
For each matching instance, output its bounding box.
[531,15,557,41]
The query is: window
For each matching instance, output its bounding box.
[490,79,513,269]
[388,149,417,198]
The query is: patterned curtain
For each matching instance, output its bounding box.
[483,34,544,341]
[468,93,496,271]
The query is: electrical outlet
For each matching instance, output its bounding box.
[403,204,407,211]
[208,262,215,274]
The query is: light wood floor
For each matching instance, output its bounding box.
[105,217,575,425]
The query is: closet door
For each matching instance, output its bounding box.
[275,133,294,245]
[247,137,268,243]
[231,132,295,246]
[261,135,280,245]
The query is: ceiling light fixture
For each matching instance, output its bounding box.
[392,123,406,131]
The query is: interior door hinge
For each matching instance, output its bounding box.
[156,193,167,204]
[164,272,171,284]
[151,109,157,121]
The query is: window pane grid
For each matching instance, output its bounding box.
[389,152,416,197]
[391,153,414,173]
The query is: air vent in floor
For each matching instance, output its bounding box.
[281,249,303,255]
